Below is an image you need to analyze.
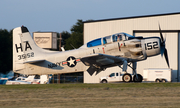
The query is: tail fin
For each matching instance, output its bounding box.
[13,26,48,73]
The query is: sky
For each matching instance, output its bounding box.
[1,0,180,33]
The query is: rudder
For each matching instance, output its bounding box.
[13,26,45,73]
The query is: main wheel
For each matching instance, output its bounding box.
[122,73,132,82]
[133,74,143,82]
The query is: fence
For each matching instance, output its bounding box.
[50,75,83,83]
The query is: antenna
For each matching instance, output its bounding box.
[70,44,76,49]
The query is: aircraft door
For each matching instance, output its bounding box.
[116,72,121,81]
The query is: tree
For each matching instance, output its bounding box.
[65,32,83,50]
[71,19,83,33]
[0,29,12,74]
[65,19,83,50]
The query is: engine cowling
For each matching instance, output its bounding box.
[142,37,161,57]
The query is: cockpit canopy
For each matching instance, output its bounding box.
[87,33,134,48]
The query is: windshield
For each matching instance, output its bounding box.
[87,33,135,48]
[112,33,131,41]
[123,33,134,37]
[112,34,123,42]
[87,38,102,47]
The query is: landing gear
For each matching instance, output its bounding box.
[122,73,132,82]
[122,74,143,82]
[117,61,143,83]
[133,74,143,82]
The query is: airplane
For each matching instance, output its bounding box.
[13,26,169,83]
[6,76,35,85]
[5,75,49,85]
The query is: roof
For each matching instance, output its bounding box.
[83,12,180,23]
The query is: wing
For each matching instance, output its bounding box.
[80,53,126,75]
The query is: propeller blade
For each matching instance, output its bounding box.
[160,45,165,57]
[159,24,164,43]
[159,24,169,68]
[164,48,170,68]
[164,36,166,43]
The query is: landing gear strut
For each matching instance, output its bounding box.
[131,62,143,82]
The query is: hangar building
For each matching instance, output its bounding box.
[83,12,180,83]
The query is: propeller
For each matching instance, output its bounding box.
[159,24,170,68]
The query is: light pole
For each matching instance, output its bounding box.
[57,33,62,83]
[58,33,62,51]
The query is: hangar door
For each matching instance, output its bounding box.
[134,31,179,82]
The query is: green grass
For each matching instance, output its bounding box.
[0,83,180,108]
[1,82,180,89]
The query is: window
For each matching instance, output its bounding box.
[123,33,134,40]
[112,33,134,42]
[103,38,107,44]
[35,75,40,79]
[112,35,117,42]
[103,36,112,44]
[116,73,118,76]
[117,34,122,41]
[112,34,123,42]
[87,38,102,47]
[109,73,115,77]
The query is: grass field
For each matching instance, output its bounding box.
[0,83,180,108]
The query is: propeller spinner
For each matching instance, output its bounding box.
[159,25,170,67]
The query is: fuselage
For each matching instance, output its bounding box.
[13,27,161,75]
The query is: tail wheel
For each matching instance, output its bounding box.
[122,73,132,82]
[133,74,143,82]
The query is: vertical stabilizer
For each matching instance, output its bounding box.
[13,26,50,73]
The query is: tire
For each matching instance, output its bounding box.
[161,79,167,82]
[133,74,143,82]
[102,79,107,83]
[122,73,132,82]
[155,79,161,83]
